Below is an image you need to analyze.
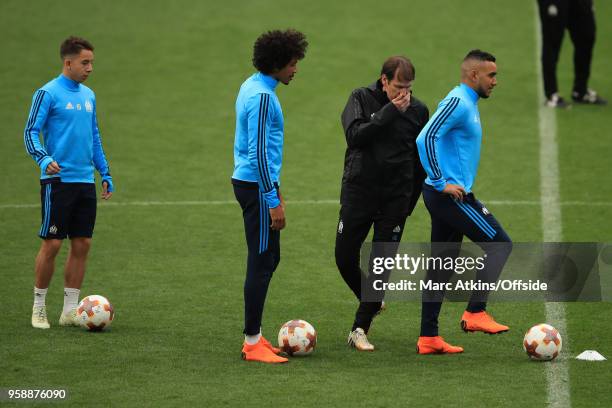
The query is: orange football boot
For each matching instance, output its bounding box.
[241,339,288,363]
[259,336,282,355]
[460,311,509,334]
[417,336,464,354]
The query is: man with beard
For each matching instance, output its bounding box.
[415,50,512,354]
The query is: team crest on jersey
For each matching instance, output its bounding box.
[481,206,490,215]
[65,102,74,110]
[85,100,93,112]
[76,103,82,110]
[338,220,344,234]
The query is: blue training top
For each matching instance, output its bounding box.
[416,83,483,193]
[232,72,284,209]
[24,74,110,183]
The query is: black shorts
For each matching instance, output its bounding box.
[39,179,97,240]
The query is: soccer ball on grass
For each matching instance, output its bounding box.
[76,295,114,331]
[278,319,317,356]
[523,323,562,361]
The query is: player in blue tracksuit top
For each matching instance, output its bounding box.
[26,74,110,183]
[232,73,284,210]
[26,37,113,330]
[231,29,308,364]
[414,50,512,355]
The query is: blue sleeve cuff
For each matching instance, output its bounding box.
[39,156,54,173]
[263,189,280,208]
[431,179,447,192]
[101,174,114,192]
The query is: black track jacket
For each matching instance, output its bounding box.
[340,80,429,215]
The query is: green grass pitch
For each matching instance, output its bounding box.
[1,0,611,406]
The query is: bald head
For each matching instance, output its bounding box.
[461,49,498,98]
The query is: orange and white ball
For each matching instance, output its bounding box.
[77,295,114,331]
[278,319,317,356]
[523,323,562,361]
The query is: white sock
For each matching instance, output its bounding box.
[63,288,80,314]
[245,332,262,345]
[33,287,47,308]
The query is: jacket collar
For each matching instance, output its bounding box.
[460,83,479,103]
[256,72,279,90]
[58,74,80,91]
[369,80,390,105]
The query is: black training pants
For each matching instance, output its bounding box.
[233,182,281,336]
[335,203,408,333]
[537,0,596,98]
[420,185,512,337]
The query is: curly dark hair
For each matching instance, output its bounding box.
[252,29,308,74]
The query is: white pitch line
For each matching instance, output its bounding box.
[0,199,611,210]
[535,5,571,408]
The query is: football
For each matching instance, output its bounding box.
[278,319,317,356]
[523,323,562,361]
[76,295,114,331]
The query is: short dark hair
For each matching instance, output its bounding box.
[252,29,308,74]
[60,36,94,59]
[463,49,496,62]
[381,56,415,82]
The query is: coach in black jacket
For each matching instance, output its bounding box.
[337,56,429,351]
